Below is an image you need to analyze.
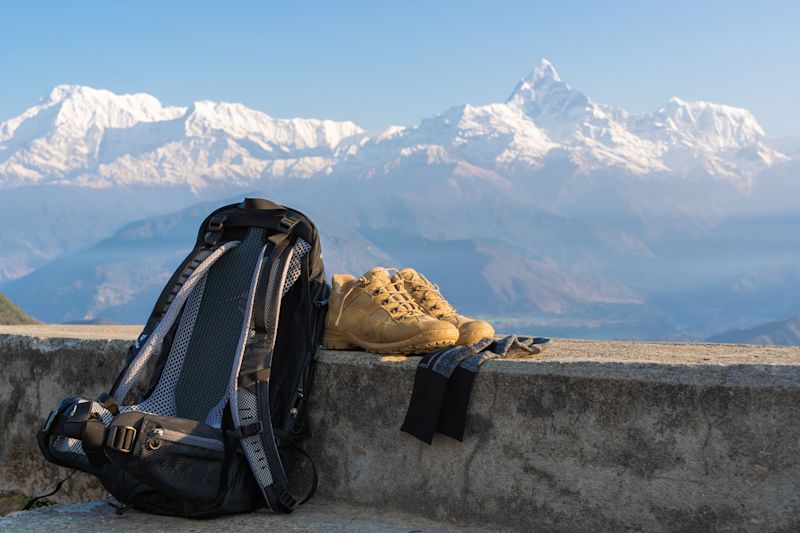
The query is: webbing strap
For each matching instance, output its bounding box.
[236,233,301,513]
[238,233,291,388]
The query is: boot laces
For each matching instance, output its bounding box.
[403,273,457,319]
[334,272,425,326]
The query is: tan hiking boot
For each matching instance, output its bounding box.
[393,268,495,346]
[323,267,460,354]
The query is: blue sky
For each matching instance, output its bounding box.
[1,1,798,135]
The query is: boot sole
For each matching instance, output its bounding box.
[322,329,457,355]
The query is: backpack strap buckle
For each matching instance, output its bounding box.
[278,491,297,510]
[208,214,227,232]
[106,425,137,453]
[225,421,263,440]
[278,215,297,233]
[204,214,228,245]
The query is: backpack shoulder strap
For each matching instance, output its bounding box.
[234,230,303,513]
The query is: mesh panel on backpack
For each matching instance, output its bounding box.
[114,243,234,403]
[121,274,209,420]
[174,228,265,422]
[283,239,311,295]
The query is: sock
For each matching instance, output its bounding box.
[435,365,475,441]
[400,362,449,444]
[435,336,551,441]
[401,340,490,444]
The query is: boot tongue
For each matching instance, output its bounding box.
[363,267,392,286]
[398,267,424,284]
[400,268,436,290]
[362,267,423,319]
[400,268,457,316]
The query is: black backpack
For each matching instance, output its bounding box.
[36,197,329,517]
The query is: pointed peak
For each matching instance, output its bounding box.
[529,58,561,83]
[507,58,580,105]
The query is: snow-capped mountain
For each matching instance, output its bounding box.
[0,84,363,190]
[0,59,797,340]
[340,58,787,184]
[0,59,790,194]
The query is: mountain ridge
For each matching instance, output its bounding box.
[0,59,798,339]
[708,315,800,346]
[0,59,791,193]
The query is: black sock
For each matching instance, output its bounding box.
[434,336,550,441]
[400,360,450,444]
[435,365,476,441]
[400,342,488,444]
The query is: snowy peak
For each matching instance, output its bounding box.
[44,84,185,129]
[182,100,273,139]
[621,95,787,179]
[507,58,577,105]
[0,86,365,189]
[650,97,765,148]
[327,58,786,182]
[500,59,786,177]
[183,100,364,151]
[0,62,792,191]
[529,58,561,83]
[506,59,595,143]
[509,58,562,96]
[0,84,184,147]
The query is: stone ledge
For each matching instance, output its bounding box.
[1,325,799,532]
[0,499,480,532]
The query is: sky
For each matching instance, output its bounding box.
[1,0,798,136]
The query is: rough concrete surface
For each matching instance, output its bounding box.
[0,499,483,532]
[1,325,799,532]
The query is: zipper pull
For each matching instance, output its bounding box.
[145,427,163,450]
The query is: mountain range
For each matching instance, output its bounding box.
[708,315,800,346]
[1,59,798,342]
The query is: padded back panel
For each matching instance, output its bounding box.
[174,228,265,421]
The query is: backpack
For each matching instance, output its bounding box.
[36,197,329,517]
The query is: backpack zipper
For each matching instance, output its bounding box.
[145,427,224,452]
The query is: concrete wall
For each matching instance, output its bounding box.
[1,326,799,532]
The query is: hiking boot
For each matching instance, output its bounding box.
[323,267,460,354]
[393,268,495,346]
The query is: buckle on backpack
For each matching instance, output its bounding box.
[106,426,137,453]
[278,491,297,510]
[205,214,228,245]
[208,214,227,232]
[278,215,296,233]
